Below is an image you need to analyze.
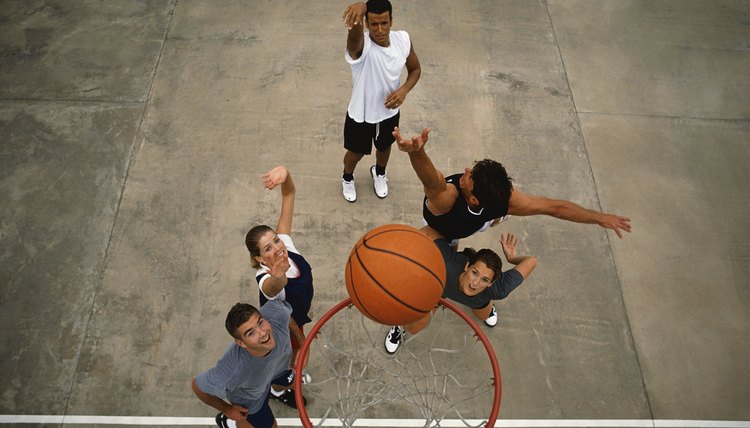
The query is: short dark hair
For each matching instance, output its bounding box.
[245,225,274,268]
[366,0,392,18]
[225,303,259,339]
[471,159,513,213]
[460,247,503,282]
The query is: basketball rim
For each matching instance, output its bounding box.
[293,298,502,428]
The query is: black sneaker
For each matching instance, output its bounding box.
[384,326,404,354]
[270,389,306,409]
[215,413,229,428]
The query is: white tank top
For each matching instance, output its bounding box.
[345,30,411,124]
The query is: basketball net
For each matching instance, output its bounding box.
[294,298,501,428]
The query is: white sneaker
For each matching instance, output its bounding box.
[370,165,388,198]
[484,305,498,327]
[384,326,404,354]
[215,413,237,428]
[302,371,312,384]
[495,215,512,225]
[342,177,356,202]
[483,215,513,232]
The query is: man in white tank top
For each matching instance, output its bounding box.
[340,0,421,202]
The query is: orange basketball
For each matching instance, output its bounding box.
[345,224,446,326]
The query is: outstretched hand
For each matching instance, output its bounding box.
[267,251,290,279]
[261,166,289,190]
[598,214,631,239]
[342,2,366,29]
[393,127,431,153]
[499,233,518,260]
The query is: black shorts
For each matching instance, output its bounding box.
[244,369,294,428]
[344,112,400,155]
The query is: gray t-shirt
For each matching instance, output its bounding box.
[435,239,524,309]
[194,299,293,413]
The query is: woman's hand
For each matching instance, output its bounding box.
[262,166,289,190]
[500,233,518,261]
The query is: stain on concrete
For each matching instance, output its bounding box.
[544,86,569,98]
[488,71,530,91]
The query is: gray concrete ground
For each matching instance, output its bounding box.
[1,0,749,426]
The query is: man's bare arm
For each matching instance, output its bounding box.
[343,2,366,59]
[385,45,421,109]
[192,379,248,422]
[508,190,631,238]
[393,127,457,214]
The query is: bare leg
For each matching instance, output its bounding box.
[288,322,308,370]
[343,150,365,175]
[472,303,493,321]
[271,385,287,393]
[374,144,392,170]
[404,308,436,335]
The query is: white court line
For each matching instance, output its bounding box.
[1,416,749,427]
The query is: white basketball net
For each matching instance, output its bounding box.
[296,299,501,428]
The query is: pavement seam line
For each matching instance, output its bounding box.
[543,0,655,421]
[59,0,179,420]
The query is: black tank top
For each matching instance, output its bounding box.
[422,173,507,240]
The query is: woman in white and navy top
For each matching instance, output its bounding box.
[245,166,314,367]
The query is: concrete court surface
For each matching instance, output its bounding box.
[1,0,749,427]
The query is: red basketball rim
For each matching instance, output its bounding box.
[293,298,502,428]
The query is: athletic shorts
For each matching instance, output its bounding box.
[344,112,400,155]
[245,369,295,428]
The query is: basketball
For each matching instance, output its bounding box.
[345,224,446,325]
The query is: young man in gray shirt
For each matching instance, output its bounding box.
[192,299,305,428]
